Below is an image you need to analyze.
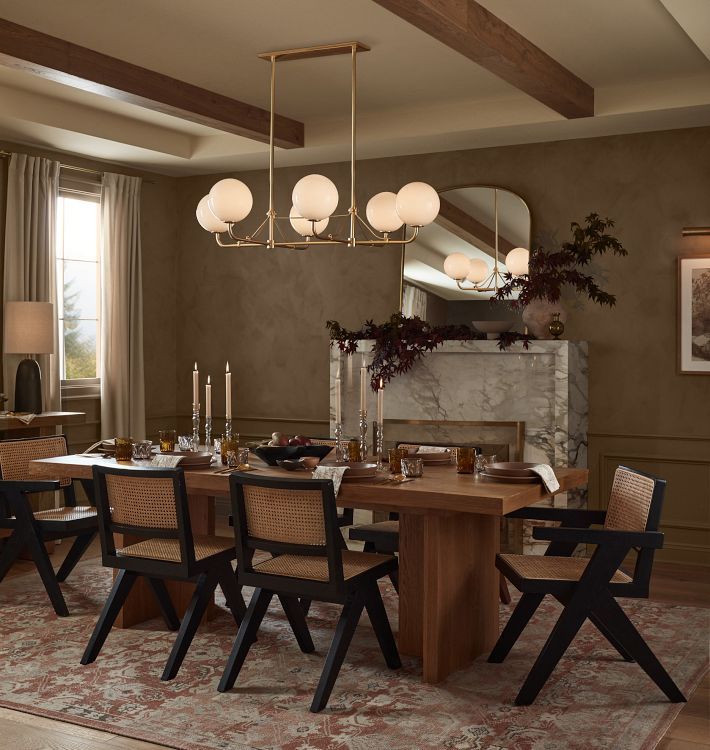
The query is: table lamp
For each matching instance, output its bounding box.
[3,301,54,413]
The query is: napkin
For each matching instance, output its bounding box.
[151,454,184,468]
[416,445,449,453]
[530,464,560,493]
[312,465,349,497]
[9,412,36,424]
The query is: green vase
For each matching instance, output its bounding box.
[548,313,565,340]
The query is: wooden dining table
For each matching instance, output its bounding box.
[29,453,588,683]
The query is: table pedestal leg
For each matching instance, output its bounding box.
[398,512,499,683]
[114,494,216,628]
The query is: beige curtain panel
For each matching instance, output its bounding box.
[2,153,61,412]
[100,173,146,439]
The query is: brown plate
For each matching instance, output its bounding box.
[480,472,540,484]
[487,462,538,477]
[416,455,452,465]
[341,471,379,483]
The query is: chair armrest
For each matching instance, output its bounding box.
[506,507,607,525]
[0,480,62,494]
[533,525,664,549]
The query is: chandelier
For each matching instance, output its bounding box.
[442,188,529,293]
[195,42,440,248]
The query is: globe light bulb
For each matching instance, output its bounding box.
[466,258,490,283]
[443,252,472,280]
[365,192,404,233]
[289,205,329,237]
[395,182,440,226]
[207,178,253,223]
[505,247,530,276]
[292,174,339,221]
[196,195,229,233]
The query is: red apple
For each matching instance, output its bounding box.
[288,438,300,446]
[294,434,309,446]
[278,435,290,446]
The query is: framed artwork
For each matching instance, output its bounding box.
[678,255,710,374]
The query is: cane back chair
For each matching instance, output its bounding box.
[81,465,246,681]
[220,472,401,712]
[0,435,97,616]
[490,465,686,706]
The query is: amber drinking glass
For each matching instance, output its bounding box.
[347,439,361,463]
[115,437,134,462]
[456,446,475,474]
[388,447,409,474]
[159,429,176,453]
[221,435,239,465]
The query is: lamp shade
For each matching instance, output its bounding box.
[505,247,530,276]
[366,192,403,233]
[466,258,490,283]
[292,174,339,221]
[395,182,440,227]
[196,195,229,233]
[443,253,471,280]
[4,302,54,354]
[208,178,253,223]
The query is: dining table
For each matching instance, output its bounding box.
[29,452,588,684]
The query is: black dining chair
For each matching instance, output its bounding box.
[81,464,247,681]
[0,435,97,616]
[490,465,686,706]
[219,472,401,712]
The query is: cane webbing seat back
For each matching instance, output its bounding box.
[0,436,72,487]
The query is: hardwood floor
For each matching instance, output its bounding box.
[1,535,708,750]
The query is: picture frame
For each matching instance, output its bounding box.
[678,255,710,374]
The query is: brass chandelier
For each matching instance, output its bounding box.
[196,42,440,249]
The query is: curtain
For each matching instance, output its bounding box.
[100,173,145,439]
[402,283,428,320]
[2,153,61,411]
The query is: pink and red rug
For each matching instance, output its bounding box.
[0,561,707,750]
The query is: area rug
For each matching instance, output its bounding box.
[0,561,707,750]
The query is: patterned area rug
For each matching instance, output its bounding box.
[0,560,707,750]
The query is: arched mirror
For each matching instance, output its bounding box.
[401,185,531,328]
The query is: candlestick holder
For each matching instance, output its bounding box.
[205,416,212,454]
[334,421,344,462]
[192,402,200,451]
[225,418,233,441]
[358,409,368,460]
[375,420,384,470]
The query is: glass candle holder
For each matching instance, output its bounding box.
[178,435,193,452]
[221,435,239,465]
[225,448,240,468]
[456,446,475,474]
[388,447,409,474]
[401,457,423,478]
[132,440,153,460]
[159,429,176,452]
[476,453,497,474]
[115,437,134,462]
[237,447,249,465]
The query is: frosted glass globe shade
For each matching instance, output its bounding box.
[365,192,404,233]
[289,205,329,237]
[292,174,339,221]
[207,179,253,223]
[395,182,440,226]
[196,195,229,233]
[505,247,530,276]
[466,258,489,283]
[444,253,472,280]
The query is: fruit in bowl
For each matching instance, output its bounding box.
[254,443,333,466]
[268,432,312,447]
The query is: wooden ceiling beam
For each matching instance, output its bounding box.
[372,0,594,119]
[437,197,515,258]
[0,19,304,148]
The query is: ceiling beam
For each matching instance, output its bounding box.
[0,19,304,148]
[437,197,515,257]
[372,0,594,119]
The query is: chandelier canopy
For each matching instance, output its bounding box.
[196,42,440,249]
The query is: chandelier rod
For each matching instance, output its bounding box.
[350,43,357,246]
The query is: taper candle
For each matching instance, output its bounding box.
[205,375,212,418]
[225,362,232,420]
[360,355,367,412]
[377,377,384,424]
[192,362,199,404]
[335,364,342,424]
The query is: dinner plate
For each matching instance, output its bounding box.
[415,454,452,465]
[480,472,540,484]
[340,471,379,483]
[161,451,214,466]
[487,462,538,477]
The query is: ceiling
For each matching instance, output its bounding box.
[0,0,708,175]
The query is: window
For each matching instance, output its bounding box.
[56,193,101,381]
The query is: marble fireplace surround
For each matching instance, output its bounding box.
[330,340,588,552]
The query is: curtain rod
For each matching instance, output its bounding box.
[0,150,156,184]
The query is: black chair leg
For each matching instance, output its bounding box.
[147,577,180,631]
[311,591,365,713]
[81,570,137,664]
[300,598,312,616]
[216,564,247,625]
[0,531,23,582]
[278,594,315,653]
[25,529,69,617]
[218,588,273,693]
[593,595,686,703]
[388,569,399,593]
[56,531,97,582]
[363,582,401,669]
[515,600,588,705]
[162,572,218,681]
[489,592,544,663]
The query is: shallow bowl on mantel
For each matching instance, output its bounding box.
[472,320,514,338]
